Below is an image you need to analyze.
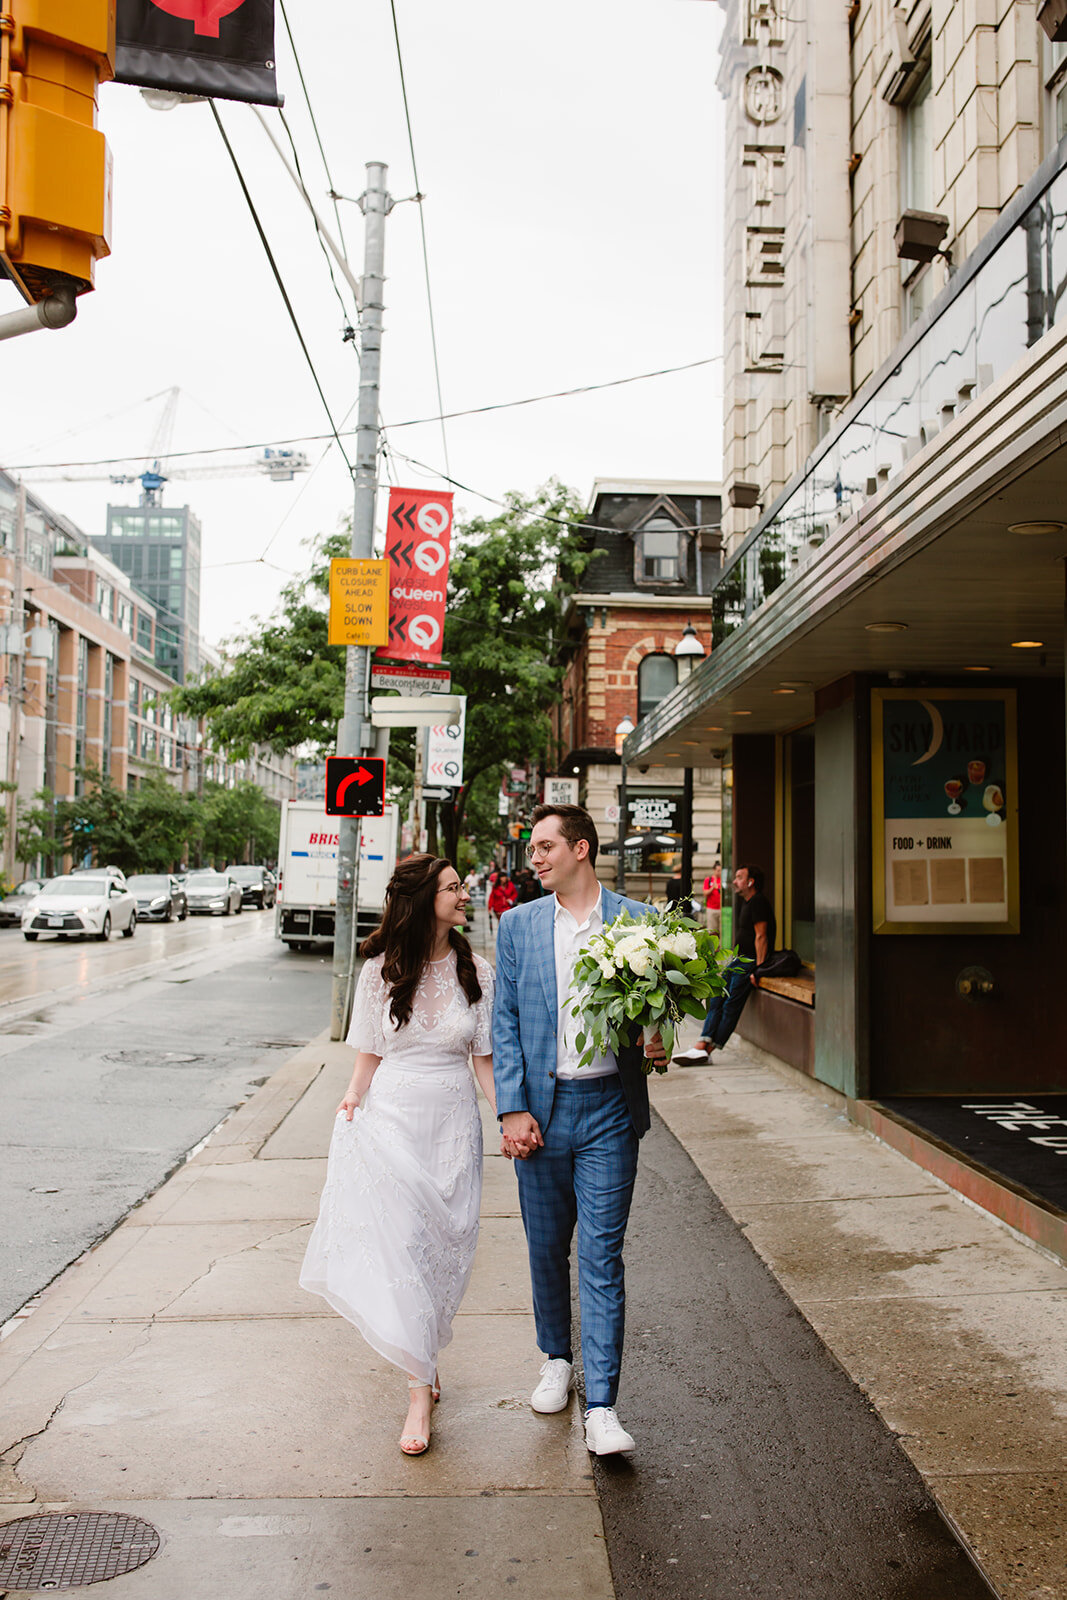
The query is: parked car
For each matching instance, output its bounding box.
[0,879,46,928]
[184,871,243,916]
[225,865,277,909]
[126,873,188,923]
[22,874,137,942]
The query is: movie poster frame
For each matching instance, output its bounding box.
[871,687,1020,936]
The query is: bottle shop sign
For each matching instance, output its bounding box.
[379,489,453,665]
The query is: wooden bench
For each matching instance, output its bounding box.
[756,971,815,1007]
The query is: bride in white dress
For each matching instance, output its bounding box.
[300,855,497,1456]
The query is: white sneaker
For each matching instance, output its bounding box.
[530,1358,574,1413]
[584,1406,635,1455]
[673,1044,712,1064]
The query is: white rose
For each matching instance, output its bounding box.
[665,931,697,960]
[627,948,651,976]
[598,957,615,980]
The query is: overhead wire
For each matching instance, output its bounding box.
[277,106,359,338]
[277,0,351,264]
[6,355,723,474]
[388,0,450,478]
[208,100,355,479]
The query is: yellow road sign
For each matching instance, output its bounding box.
[328,559,390,646]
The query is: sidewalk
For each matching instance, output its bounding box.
[0,1029,611,1598]
[1,918,1064,1598]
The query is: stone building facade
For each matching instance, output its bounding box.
[718,0,1058,556]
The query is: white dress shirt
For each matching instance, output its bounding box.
[553,889,618,1081]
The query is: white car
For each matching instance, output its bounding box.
[22,873,138,942]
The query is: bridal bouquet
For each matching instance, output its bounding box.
[570,907,735,1074]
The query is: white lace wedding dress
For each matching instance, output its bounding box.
[300,951,495,1385]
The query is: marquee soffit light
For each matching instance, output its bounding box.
[964,664,991,671]
[773,688,796,695]
[865,621,908,632]
[1006,520,1066,535]
[1011,639,1044,648]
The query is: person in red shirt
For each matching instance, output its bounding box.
[703,864,722,937]
[488,873,517,930]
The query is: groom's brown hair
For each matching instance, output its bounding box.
[530,803,599,866]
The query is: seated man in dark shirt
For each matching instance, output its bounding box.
[673,864,776,1063]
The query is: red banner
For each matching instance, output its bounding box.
[379,489,453,664]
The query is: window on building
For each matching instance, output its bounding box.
[129,675,139,714]
[901,63,935,326]
[1043,37,1067,154]
[637,517,683,583]
[637,653,679,721]
[96,580,113,621]
[137,613,153,653]
[102,655,113,777]
[117,597,133,637]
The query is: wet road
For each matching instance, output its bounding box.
[0,917,333,1327]
[586,1115,998,1600]
[0,906,270,1019]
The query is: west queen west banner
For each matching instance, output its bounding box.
[115,1,280,106]
[378,488,453,665]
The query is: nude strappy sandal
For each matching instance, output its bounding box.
[400,1380,432,1456]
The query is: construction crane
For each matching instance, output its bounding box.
[20,387,310,504]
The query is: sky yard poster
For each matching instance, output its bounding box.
[871,689,1020,935]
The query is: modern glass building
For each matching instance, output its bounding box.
[92,503,201,684]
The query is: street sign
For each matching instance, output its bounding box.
[424,696,466,786]
[370,658,452,693]
[421,786,453,802]
[325,756,386,817]
[384,488,453,663]
[544,776,579,806]
[328,559,390,647]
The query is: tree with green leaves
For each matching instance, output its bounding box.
[166,482,594,865]
[198,780,281,866]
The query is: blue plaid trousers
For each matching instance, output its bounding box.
[514,1074,639,1409]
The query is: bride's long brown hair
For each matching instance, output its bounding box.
[359,854,482,1029]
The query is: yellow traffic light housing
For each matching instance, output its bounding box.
[0,1,115,304]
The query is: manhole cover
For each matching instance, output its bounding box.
[102,1051,203,1066]
[0,1511,160,1589]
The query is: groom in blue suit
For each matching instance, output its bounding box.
[492,803,665,1456]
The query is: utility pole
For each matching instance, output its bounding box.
[331,161,392,1041]
[4,483,25,881]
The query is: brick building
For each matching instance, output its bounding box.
[553,479,724,896]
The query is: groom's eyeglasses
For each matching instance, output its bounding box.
[525,843,557,861]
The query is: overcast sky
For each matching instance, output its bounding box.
[0,0,724,651]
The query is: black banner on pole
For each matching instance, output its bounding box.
[114,1,280,107]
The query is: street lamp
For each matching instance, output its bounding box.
[673,620,706,680]
[672,625,706,903]
[614,716,635,893]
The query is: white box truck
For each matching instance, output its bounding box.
[275,800,399,949]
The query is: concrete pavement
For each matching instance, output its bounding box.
[1,911,1064,1597]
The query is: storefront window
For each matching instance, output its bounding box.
[783,726,815,964]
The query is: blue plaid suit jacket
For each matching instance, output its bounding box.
[491,888,651,1139]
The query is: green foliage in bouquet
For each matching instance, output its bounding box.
[570,907,740,1075]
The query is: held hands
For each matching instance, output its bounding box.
[500,1111,543,1161]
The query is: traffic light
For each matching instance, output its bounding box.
[1,2,115,305]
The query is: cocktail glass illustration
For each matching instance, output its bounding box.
[967,759,986,786]
[945,777,964,815]
[983,783,1005,826]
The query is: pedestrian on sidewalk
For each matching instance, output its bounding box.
[673,863,775,1064]
[299,854,498,1458]
[492,803,667,1457]
[702,862,722,937]
[487,871,516,930]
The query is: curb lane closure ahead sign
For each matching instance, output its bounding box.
[328,560,390,647]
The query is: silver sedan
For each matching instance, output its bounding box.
[183,872,243,916]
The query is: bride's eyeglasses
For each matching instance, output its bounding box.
[437,880,468,896]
